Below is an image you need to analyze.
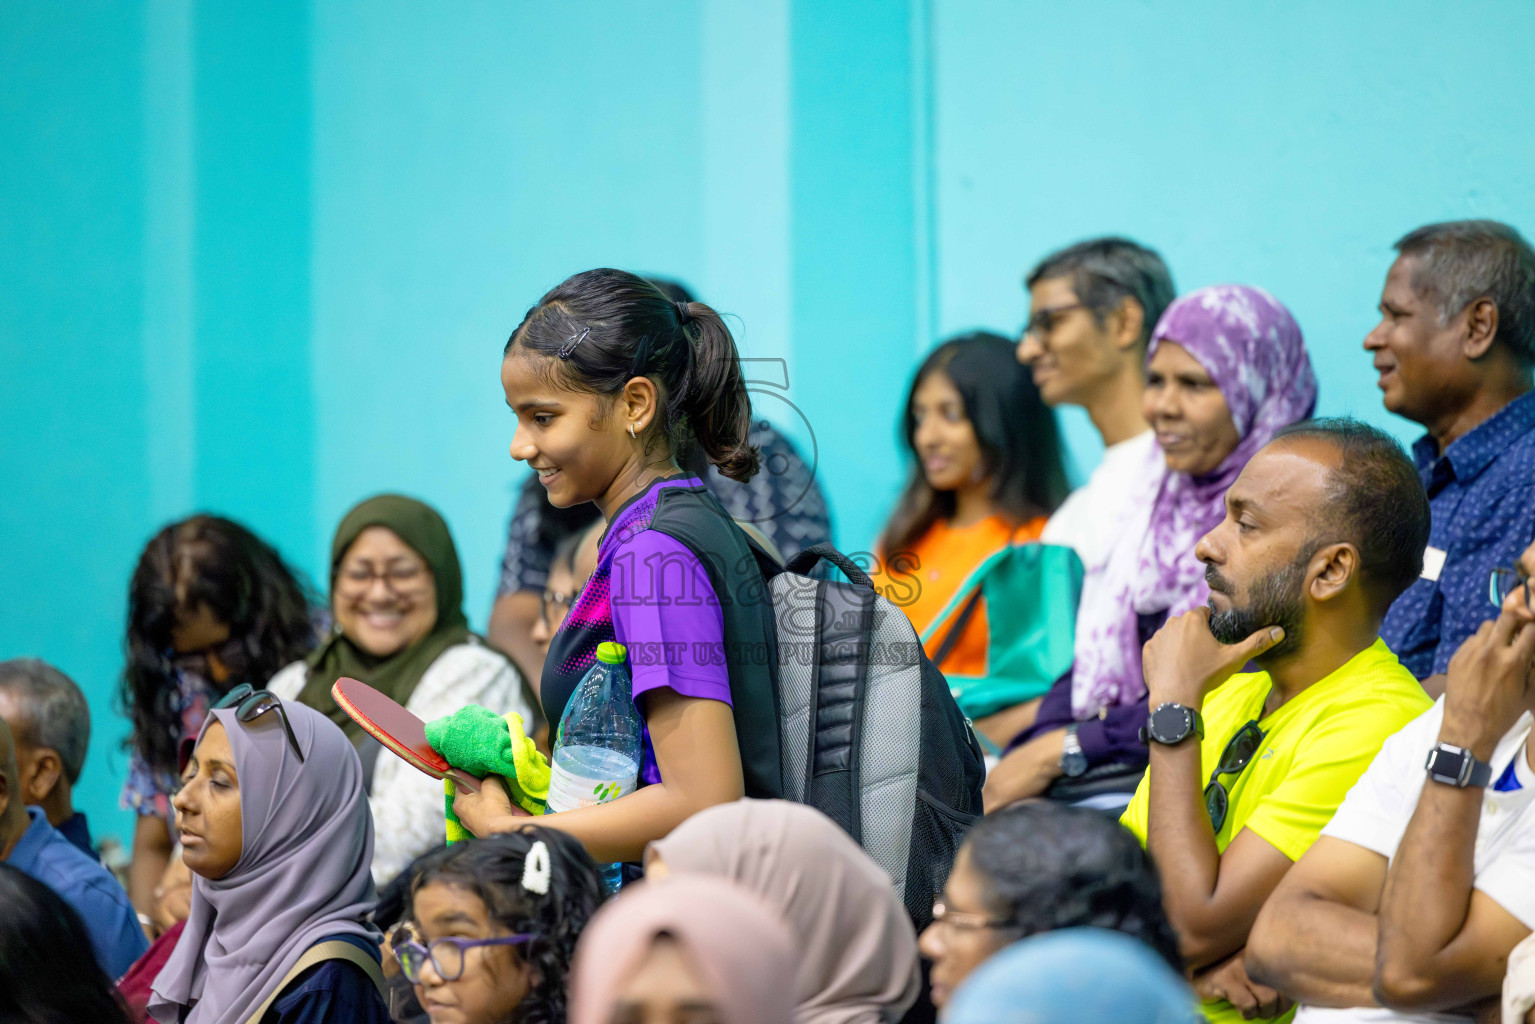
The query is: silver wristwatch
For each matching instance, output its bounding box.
[1060,723,1089,777]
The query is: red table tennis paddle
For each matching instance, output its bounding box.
[331,676,481,793]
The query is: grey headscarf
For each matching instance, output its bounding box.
[149,701,379,1024]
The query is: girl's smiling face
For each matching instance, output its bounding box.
[500,352,652,512]
[410,881,534,1024]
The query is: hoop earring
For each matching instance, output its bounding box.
[628,423,637,439]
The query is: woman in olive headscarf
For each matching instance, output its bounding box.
[269,494,534,885]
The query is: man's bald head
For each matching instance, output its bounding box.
[1270,418,1430,615]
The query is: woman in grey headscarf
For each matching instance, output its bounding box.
[149,694,388,1024]
[646,800,922,1024]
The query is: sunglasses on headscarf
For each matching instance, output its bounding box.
[177,683,306,774]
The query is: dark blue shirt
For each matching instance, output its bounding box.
[6,806,146,978]
[265,935,390,1024]
[56,811,95,859]
[1381,391,1535,678]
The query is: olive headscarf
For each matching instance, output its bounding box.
[299,494,472,742]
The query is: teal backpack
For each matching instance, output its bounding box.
[919,542,1084,723]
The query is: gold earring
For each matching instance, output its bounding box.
[628,423,637,439]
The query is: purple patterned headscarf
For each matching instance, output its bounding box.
[1070,285,1318,717]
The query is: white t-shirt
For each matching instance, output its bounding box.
[268,638,533,886]
[1292,700,1535,1024]
[1040,429,1157,571]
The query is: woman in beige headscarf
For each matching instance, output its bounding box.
[646,800,922,1024]
[570,876,796,1024]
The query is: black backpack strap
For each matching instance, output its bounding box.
[785,543,875,589]
[805,577,876,844]
[926,522,1028,671]
[930,587,984,669]
[645,486,785,799]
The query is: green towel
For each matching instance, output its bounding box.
[425,706,550,842]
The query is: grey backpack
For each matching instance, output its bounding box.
[651,486,985,930]
[770,544,986,928]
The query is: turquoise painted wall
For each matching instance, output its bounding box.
[4,1,1534,845]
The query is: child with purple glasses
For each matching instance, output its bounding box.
[399,829,605,1024]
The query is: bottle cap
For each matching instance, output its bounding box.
[596,642,627,665]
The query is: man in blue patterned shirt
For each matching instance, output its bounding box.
[1371,220,1535,690]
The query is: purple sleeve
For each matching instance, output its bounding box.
[609,530,733,706]
[1007,671,1149,772]
[1074,693,1150,770]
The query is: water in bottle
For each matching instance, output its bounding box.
[546,641,641,892]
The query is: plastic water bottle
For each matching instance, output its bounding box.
[546,641,642,892]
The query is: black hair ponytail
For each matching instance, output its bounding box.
[672,300,760,481]
[505,268,760,482]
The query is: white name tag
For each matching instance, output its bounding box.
[1421,546,1447,582]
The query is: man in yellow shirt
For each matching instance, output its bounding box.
[1120,420,1435,1024]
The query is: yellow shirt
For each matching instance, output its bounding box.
[1120,638,1431,1024]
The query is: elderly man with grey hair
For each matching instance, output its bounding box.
[0,658,95,858]
[1367,220,1535,697]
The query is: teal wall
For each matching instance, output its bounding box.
[4,0,1533,846]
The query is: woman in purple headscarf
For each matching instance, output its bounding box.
[984,285,1317,811]
[148,694,389,1024]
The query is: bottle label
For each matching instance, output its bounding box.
[545,755,639,813]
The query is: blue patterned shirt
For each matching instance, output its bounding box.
[1381,390,1535,677]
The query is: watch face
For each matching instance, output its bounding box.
[1426,747,1467,785]
[1150,704,1192,744]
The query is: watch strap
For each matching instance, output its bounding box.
[1062,723,1082,755]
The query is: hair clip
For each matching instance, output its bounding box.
[557,327,591,360]
[629,333,654,379]
[522,840,551,895]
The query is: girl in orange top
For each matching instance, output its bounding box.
[876,332,1068,743]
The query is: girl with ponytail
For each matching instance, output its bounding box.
[453,269,781,866]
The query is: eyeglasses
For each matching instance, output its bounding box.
[1022,302,1087,341]
[540,589,576,628]
[1490,567,1531,611]
[335,562,430,596]
[395,935,533,983]
[930,898,1015,934]
[161,636,249,684]
[1204,720,1266,834]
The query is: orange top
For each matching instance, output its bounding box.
[879,515,1047,680]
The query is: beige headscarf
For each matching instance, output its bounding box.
[647,800,922,1024]
[569,876,796,1024]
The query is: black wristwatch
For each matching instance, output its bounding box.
[1424,743,1493,788]
[1060,724,1089,777]
[1140,703,1205,747]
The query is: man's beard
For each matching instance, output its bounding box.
[1207,552,1309,656]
